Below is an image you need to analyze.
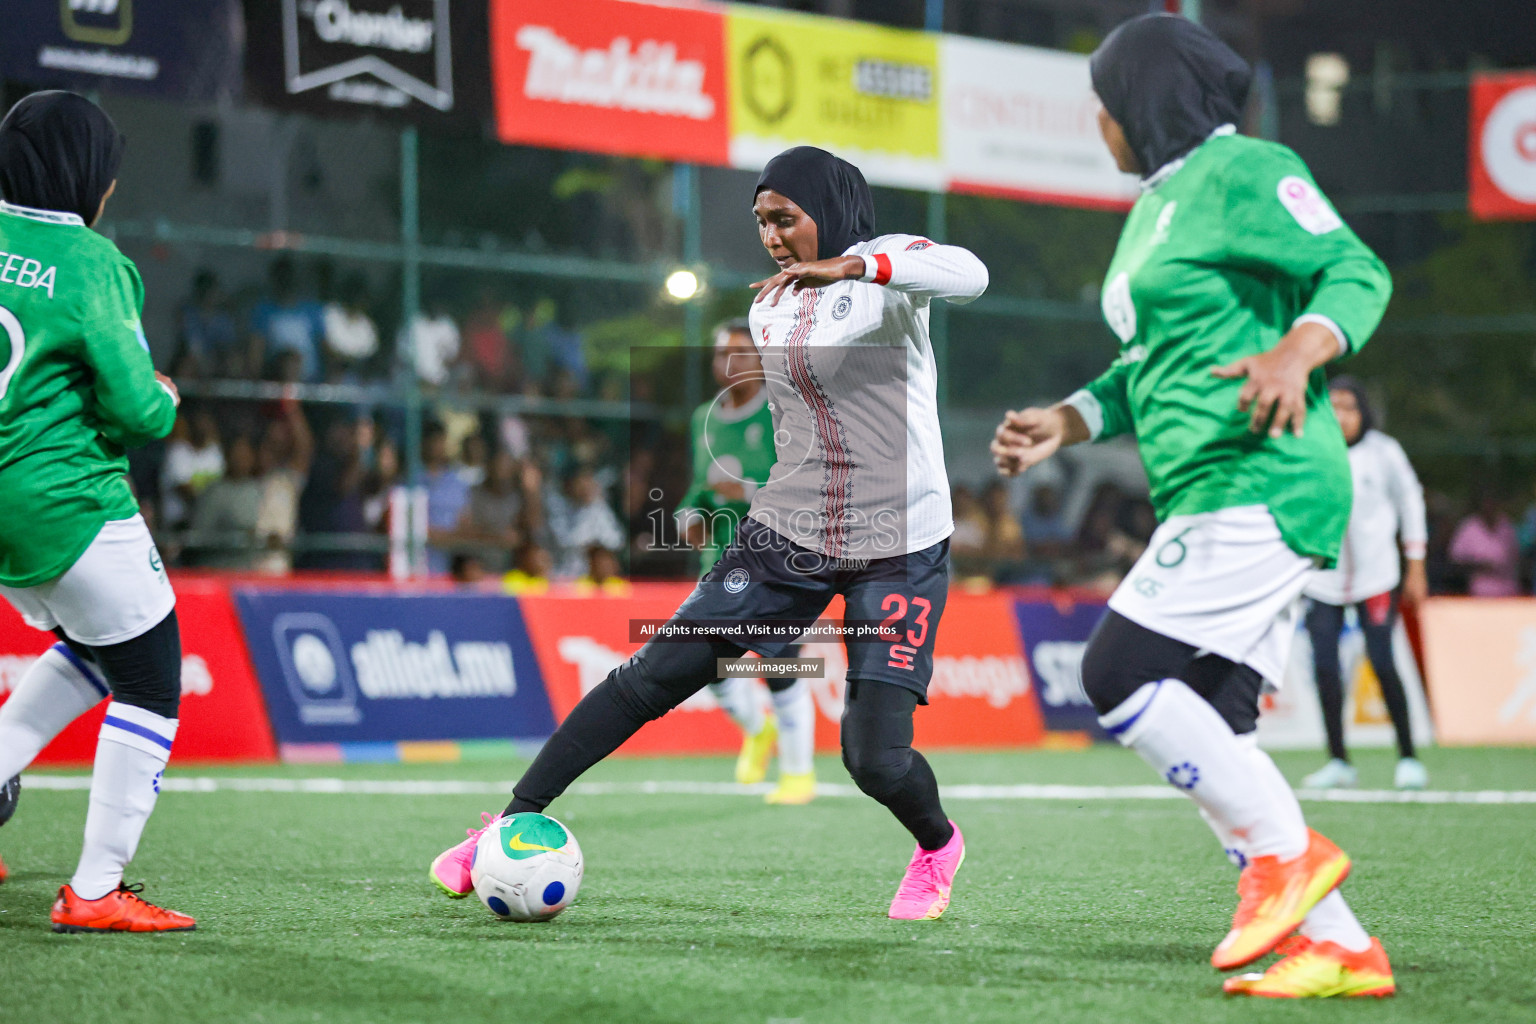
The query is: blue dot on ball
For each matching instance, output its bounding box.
[487,896,511,917]
[542,881,566,906]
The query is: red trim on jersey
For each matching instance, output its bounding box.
[904,239,932,250]
[872,253,893,286]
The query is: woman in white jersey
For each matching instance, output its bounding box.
[429,147,988,922]
[1301,377,1428,790]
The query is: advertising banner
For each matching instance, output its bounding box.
[1011,595,1109,738]
[0,0,243,102]
[234,589,555,746]
[244,0,492,124]
[725,7,943,189]
[518,585,1044,756]
[1419,598,1536,745]
[489,0,730,165]
[1260,616,1434,752]
[1469,72,1536,221]
[0,579,276,764]
[940,36,1138,209]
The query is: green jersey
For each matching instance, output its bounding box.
[678,387,775,572]
[0,202,177,587]
[1070,133,1391,564]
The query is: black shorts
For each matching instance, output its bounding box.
[674,517,950,701]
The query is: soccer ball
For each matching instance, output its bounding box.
[470,812,583,922]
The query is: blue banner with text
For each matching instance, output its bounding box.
[234,589,556,745]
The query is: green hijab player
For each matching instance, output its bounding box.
[994,15,1395,998]
[0,91,193,932]
[677,320,816,804]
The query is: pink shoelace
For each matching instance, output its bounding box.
[465,811,500,842]
[894,851,944,901]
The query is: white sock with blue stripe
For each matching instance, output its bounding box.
[770,679,815,776]
[1099,679,1306,861]
[0,644,109,782]
[709,678,765,737]
[70,702,177,900]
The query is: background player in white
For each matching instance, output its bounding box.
[1301,377,1430,791]
[431,146,988,921]
[0,92,193,932]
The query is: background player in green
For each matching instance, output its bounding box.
[992,16,1395,998]
[677,319,816,804]
[0,92,194,932]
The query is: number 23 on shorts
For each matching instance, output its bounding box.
[880,593,931,671]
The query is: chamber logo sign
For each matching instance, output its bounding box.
[283,0,453,110]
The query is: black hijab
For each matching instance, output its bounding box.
[0,91,125,225]
[1090,14,1251,179]
[755,146,875,261]
[1327,376,1374,446]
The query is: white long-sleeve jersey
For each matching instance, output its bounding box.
[1304,429,1427,605]
[745,233,988,559]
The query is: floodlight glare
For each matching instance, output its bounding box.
[665,269,700,301]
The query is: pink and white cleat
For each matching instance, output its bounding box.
[888,820,965,920]
[429,812,500,898]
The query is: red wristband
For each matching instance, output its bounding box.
[872,253,893,286]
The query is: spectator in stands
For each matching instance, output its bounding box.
[981,480,1026,564]
[402,298,461,388]
[459,432,489,488]
[252,395,314,573]
[551,467,624,578]
[174,269,240,378]
[250,256,325,382]
[187,434,262,569]
[362,438,401,535]
[1022,483,1074,559]
[575,544,627,595]
[520,298,586,393]
[463,288,519,392]
[949,485,990,577]
[454,449,527,573]
[160,406,224,530]
[1450,489,1520,596]
[297,416,374,570]
[422,421,471,575]
[504,541,553,594]
[322,272,379,381]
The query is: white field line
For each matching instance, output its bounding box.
[17,775,1536,805]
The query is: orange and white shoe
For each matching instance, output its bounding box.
[1224,935,1395,998]
[0,854,7,884]
[1211,829,1351,971]
[51,883,195,933]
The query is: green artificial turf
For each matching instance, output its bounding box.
[1,746,1532,1024]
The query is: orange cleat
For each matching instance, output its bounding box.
[1224,935,1396,998]
[1211,829,1351,971]
[0,854,7,884]
[51,883,196,933]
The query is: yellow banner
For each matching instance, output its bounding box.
[725,6,941,187]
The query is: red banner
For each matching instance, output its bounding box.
[1470,72,1536,221]
[516,584,1044,757]
[490,0,730,165]
[0,579,277,764]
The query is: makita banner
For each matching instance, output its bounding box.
[0,0,243,102]
[234,589,555,746]
[244,0,492,124]
[0,579,276,764]
[518,585,1045,756]
[490,0,730,164]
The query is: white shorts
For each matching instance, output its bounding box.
[0,515,175,646]
[1108,505,1314,687]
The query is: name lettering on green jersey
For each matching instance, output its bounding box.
[0,251,57,298]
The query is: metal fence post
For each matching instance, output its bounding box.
[400,126,425,576]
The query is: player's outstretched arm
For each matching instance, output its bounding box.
[860,238,989,305]
[992,405,1090,477]
[83,262,178,447]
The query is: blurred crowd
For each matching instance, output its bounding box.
[139,255,1536,595]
